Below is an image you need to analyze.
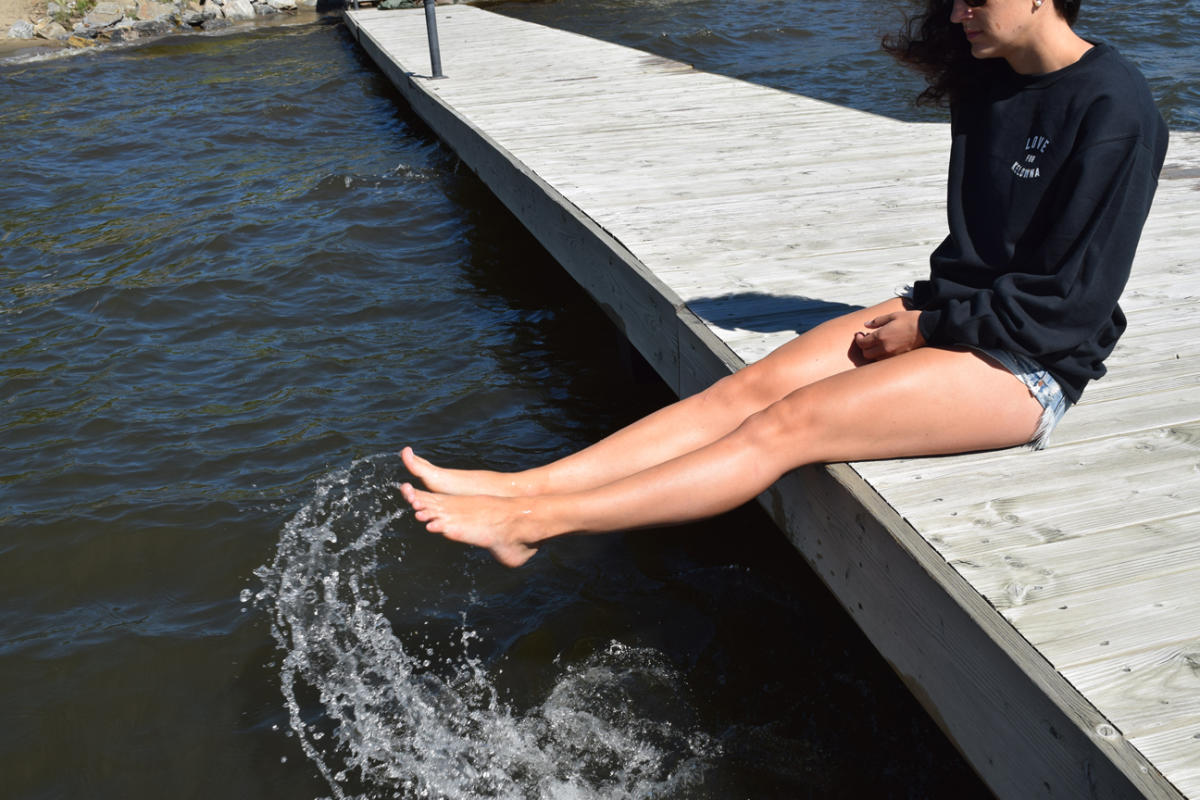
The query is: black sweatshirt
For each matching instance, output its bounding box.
[909,43,1169,403]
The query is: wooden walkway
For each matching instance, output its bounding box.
[344,6,1200,798]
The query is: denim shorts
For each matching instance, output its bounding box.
[897,286,1071,449]
[969,347,1071,450]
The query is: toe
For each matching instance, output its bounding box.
[402,447,428,471]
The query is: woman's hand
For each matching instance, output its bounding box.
[853,310,926,361]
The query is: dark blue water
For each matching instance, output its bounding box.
[2,3,1195,798]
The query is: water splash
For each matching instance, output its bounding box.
[249,456,715,799]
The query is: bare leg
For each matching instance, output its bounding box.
[402,298,907,497]
[400,346,1044,566]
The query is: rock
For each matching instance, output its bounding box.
[46,1,67,16]
[109,26,140,41]
[253,3,277,14]
[136,0,175,19]
[180,9,205,24]
[132,17,174,33]
[66,34,96,47]
[7,20,36,38]
[265,0,296,9]
[221,0,255,19]
[34,19,70,38]
[83,2,125,27]
[201,16,229,29]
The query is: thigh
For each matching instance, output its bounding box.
[757,345,1045,468]
[714,297,907,407]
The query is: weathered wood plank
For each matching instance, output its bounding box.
[858,428,1200,549]
[1133,728,1200,799]
[1001,565,1200,671]
[1067,640,1200,739]
[958,517,1200,613]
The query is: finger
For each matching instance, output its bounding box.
[856,338,881,361]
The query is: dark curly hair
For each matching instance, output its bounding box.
[883,0,1083,106]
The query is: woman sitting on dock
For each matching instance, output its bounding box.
[400,0,1168,567]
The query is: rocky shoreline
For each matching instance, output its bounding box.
[4,0,319,52]
[3,0,463,56]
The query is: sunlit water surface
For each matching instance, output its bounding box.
[2,2,1196,798]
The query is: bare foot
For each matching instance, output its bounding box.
[399,482,545,567]
[400,446,530,497]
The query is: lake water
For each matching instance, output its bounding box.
[2,2,1196,798]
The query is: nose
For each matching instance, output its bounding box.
[949,0,972,23]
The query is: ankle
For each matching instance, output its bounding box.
[508,468,551,497]
[500,494,566,543]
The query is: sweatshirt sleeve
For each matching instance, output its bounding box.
[916,131,1162,361]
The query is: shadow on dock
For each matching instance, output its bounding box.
[687,293,862,334]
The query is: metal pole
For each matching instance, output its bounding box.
[423,0,444,79]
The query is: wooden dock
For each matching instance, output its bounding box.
[344,6,1200,797]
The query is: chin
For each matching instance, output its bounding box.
[969,42,1000,60]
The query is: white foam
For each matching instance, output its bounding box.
[251,457,715,799]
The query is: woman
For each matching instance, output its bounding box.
[399,0,1168,567]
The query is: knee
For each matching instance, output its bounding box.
[700,363,783,415]
[733,389,829,467]
[738,393,817,449]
